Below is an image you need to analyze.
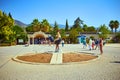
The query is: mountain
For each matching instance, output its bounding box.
[14,20,71,29]
[50,24,65,29]
[59,24,65,28]
[15,20,27,27]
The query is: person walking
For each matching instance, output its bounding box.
[61,39,64,47]
[83,39,87,48]
[48,36,54,46]
[92,39,95,50]
[89,38,92,50]
[54,30,61,52]
[95,39,99,50]
[99,38,103,54]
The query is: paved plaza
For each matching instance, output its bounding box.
[0,44,120,80]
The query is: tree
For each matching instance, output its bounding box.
[60,29,66,38]
[12,25,28,42]
[72,17,83,28]
[26,19,41,32]
[114,20,119,33]
[8,12,13,19]
[65,19,69,31]
[76,27,84,33]
[98,24,110,39]
[69,28,79,43]
[41,19,50,32]
[50,21,59,38]
[82,24,88,32]
[109,20,119,33]
[31,19,41,32]
[87,26,96,32]
[109,20,114,32]
[26,25,33,32]
[71,17,83,34]
[54,21,59,31]
[0,10,15,42]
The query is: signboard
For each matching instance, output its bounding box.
[18,39,24,43]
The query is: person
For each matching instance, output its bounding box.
[89,38,92,50]
[99,38,103,54]
[83,39,87,48]
[95,39,99,50]
[48,36,54,46]
[54,30,61,52]
[92,39,95,50]
[61,39,64,47]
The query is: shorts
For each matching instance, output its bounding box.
[55,38,61,44]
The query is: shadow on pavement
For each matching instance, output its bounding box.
[110,61,120,64]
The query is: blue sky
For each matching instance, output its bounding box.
[0,0,120,28]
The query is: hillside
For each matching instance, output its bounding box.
[15,20,27,27]
[14,20,71,29]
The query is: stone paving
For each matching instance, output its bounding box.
[50,53,62,64]
[0,44,120,80]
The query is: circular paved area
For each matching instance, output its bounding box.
[12,52,98,64]
[0,44,120,80]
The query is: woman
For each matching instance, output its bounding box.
[99,38,103,54]
[54,30,61,52]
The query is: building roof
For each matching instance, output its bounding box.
[28,31,48,38]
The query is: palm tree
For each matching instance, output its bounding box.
[41,19,50,32]
[114,20,119,33]
[109,20,114,33]
[31,19,41,32]
[109,20,119,33]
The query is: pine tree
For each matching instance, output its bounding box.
[54,21,59,31]
[73,17,83,28]
[8,12,13,19]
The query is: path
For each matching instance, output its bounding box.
[50,52,62,64]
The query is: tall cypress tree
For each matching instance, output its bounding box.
[54,21,59,31]
[8,12,13,19]
[65,19,69,31]
[51,21,59,38]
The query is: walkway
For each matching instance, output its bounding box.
[50,52,62,64]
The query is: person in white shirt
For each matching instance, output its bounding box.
[89,38,92,50]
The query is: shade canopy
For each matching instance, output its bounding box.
[30,31,48,38]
